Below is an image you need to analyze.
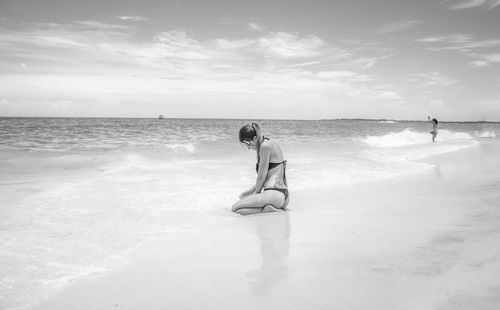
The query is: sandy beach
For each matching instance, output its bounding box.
[30,140,500,310]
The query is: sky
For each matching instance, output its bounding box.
[0,0,499,120]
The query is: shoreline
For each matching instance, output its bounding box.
[31,140,500,310]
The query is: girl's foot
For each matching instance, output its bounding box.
[262,204,284,213]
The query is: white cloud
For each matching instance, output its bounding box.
[345,88,402,100]
[288,61,322,68]
[215,38,255,50]
[482,54,500,62]
[345,54,394,69]
[215,32,329,59]
[0,99,8,113]
[431,99,444,106]
[448,0,486,9]
[416,34,500,66]
[409,72,456,87]
[33,35,90,48]
[258,32,326,58]
[415,34,474,45]
[467,53,500,66]
[315,71,357,79]
[152,31,211,60]
[49,99,77,115]
[445,0,500,10]
[0,20,403,117]
[376,19,421,34]
[248,23,265,32]
[74,20,131,31]
[116,15,148,21]
[470,60,489,67]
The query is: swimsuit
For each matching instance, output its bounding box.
[260,161,289,200]
[255,137,289,200]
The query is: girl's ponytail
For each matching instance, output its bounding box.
[252,122,262,149]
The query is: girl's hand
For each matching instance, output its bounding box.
[239,189,254,199]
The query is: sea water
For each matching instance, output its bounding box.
[0,117,498,310]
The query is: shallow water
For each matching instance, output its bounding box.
[0,117,499,310]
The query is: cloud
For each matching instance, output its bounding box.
[416,34,500,66]
[416,34,500,50]
[0,20,401,115]
[286,61,322,68]
[468,53,500,66]
[409,72,456,87]
[152,31,212,60]
[116,15,148,22]
[445,0,500,10]
[470,60,489,67]
[481,53,500,62]
[376,19,421,34]
[415,34,474,45]
[215,38,255,50]
[258,32,326,58]
[215,32,329,59]
[248,23,265,32]
[430,99,445,106]
[74,20,132,32]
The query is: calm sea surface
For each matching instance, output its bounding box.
[0,117,498,310]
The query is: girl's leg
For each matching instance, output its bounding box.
[263,196,290,212]
[232,190,285,215]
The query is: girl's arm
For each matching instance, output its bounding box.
[239,185,256,198]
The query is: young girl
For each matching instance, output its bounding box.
[232,123,290,215]
[428,116,438,143]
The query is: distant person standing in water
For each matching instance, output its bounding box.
[232,123,290,215]
[428,116,438,143]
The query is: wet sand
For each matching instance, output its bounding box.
[32,140,500,310]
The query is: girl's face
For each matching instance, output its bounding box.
[241,136,258,150]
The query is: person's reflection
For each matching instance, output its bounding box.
[434,164,442,178]
[246,212,291,297]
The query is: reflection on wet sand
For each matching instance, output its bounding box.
[246,213,291,296]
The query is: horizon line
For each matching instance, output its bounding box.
[0,115,499,123]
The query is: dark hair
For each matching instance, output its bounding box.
[433,118,438,125]
[239,122,262,142]
[239,124,256,142]
[239,123,264,151]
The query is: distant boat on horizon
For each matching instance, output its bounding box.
[158,115,165,119]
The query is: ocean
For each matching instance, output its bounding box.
[0,117,498,310]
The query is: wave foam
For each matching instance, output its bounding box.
[165,142,196,153]
[361,128,474,148]
[476,131,496,138]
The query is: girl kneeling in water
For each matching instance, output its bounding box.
[232,123,290,215]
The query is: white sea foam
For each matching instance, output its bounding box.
[288,155,433,191]
[378,120,397,124]
[0,161,241,310]
[476,130,496,138]
[165,142,197,153]
[361,128,474,148]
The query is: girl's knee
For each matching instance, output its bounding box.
[231,200,241,212]
[232,199,249,212]
[231,203,240,213]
